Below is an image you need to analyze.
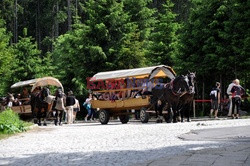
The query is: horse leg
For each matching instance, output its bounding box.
[155,101,163,123]
[37,108,42,126]
[54,109,58,126]
[59,110,63,125]
[180,103,186,122]
[180,107,184,122]
[172,105,178,123]
[43,107,49,126]
[158,102,165,123]
[33,108,38,124]
[187,103,191,122]
[154,103,158,119]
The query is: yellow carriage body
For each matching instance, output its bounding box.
[89,65,176,113]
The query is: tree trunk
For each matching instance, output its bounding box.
[55,1,59,38]
[67,0,72,31]
[75,0,78,17]
[36,0,41,50]
[202,75,205,114]
[219,74,222,95]
[14,0,18,43]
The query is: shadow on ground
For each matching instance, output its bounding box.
[0,142,233,166]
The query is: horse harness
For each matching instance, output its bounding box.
[165,81,188,97]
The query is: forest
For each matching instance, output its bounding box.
[0,0,249,111]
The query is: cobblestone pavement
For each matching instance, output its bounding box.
[136,125,250,166]
[0,119,250,166]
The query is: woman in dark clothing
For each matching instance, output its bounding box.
[231,79,245,119]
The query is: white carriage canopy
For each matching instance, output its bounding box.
[11,77,64,92]
[89,65,176,81]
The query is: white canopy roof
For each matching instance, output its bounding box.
[90,65,176,81]
[11,77,64,92]
[31,77,64,92]
[11,79,37,89]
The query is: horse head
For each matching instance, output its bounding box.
[41,87,50,99]
[187,71,196,94]
[172,75,190,95]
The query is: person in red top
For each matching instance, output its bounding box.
[231,79,245,119]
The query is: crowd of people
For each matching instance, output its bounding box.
[2,87,31,112]
[95,80,155,102]
[210,79,245,119]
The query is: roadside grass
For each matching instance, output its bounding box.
[0,109,33,140]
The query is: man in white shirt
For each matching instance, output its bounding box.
[226,79,236,117]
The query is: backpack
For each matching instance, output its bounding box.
[210,89,217,100]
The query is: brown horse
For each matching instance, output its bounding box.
[151,75,190,123]
[31,87,53,126]
[178,72,196,122]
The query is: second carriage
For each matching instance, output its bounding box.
[88,65,176,124]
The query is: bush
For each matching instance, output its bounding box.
[0,109,27,134]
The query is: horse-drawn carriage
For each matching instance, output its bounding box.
[2,77,64,125]
[89,65,194,124]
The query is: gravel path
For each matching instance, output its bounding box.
[1,119,250,166]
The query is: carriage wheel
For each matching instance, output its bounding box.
[140,108,149,123]
[119,115,130,124]
[99,110,110,124]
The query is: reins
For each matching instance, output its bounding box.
[169,79,188,97]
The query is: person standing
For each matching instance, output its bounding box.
[73,97,80,123]
[65,91,75,124]
[231,79,245,119]
[210,82,221,119]
[83,93,93,122]
[54,89,65,126]
[227,79,236,117]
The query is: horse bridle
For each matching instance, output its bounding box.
[167,78,188,97]
[187,73,196,94]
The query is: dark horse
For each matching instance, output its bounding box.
[30,87,51,126]
[178,72,196,122]
[151,75,190,123]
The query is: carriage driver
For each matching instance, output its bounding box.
[141,79,154,95]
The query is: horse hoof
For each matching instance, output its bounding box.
[38,123,42,126]
[43,123,47,126]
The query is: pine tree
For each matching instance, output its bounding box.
[147,0,180,66]
[0,18,14,94]
[12,28,43,82]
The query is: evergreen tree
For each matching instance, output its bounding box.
[12,28,44,82]
[52,0,152,94]
[176,0,250,99]
[147,0,180,66]
[0,18,14,95]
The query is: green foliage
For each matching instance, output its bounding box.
[0,18,14,95]
[0,109,27,134]
[0,0,249,99]
[52,0,156,94]
[11,31,53,83]
[147,0,179,66]
[176,0,250,95]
